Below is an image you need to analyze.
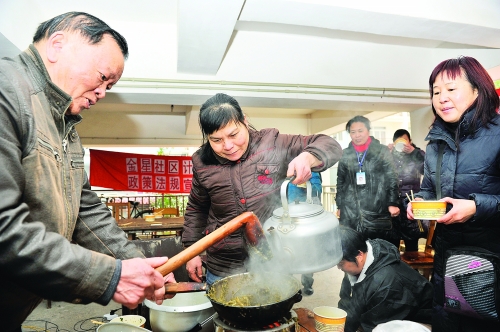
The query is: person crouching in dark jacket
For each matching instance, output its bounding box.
[337,226,433,332]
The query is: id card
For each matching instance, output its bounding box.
[356,171,366,185]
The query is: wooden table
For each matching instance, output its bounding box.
[117,217,184,239]
[295,308,317,331]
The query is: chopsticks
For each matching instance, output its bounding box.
[91,320,105,325]
[417,220,424,233]
[406,192,424,233]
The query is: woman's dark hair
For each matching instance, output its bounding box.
[346,115,371,132]
[393,129,411,142]
[429,56,499,138]
[198,93,255,164]
[339,226,367,264]
[33,12,128,59]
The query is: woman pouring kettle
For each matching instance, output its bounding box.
[181,93,343,286]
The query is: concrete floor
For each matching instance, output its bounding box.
[22,266,344,332]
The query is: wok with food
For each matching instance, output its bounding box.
[207,271,302,327]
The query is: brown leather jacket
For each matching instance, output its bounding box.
[182,128,342,276]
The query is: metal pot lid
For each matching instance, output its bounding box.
[273,201,324,219]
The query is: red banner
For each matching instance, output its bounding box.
[89,149,193,194]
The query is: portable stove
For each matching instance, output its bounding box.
[213,310,297,332]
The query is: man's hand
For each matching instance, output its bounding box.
[287,152,320,184]
[389,206,400,217]
[112,257,168,308]
[186,255,203,282]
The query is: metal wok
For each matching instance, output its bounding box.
[206,271,302,327]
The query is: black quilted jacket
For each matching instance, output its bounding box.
[336,137,399,231]
[416,110,500,329]
[338,239,433,332]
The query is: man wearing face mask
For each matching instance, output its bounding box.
[388,130,426,258]
[0,12,174,331]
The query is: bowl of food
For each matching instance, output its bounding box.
[110,315,146,327]
[394,138,408,152]
[97,322,150,332]
[412,201,446,220]
[144,214,155,222]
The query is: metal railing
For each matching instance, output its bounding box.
[321,185,337,213]
[96,191,189,218]
[96,185,337,218]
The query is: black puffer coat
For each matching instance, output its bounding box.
[338,239,433,332]
[336,137,399,241]
[416,109,500,331]
[392,145,425,198]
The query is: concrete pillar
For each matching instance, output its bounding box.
[410,106,434,151]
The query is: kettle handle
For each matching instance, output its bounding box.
[281,177,313,217]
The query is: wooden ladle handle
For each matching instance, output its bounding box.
[156,211,263,276]
[164,282,206,293]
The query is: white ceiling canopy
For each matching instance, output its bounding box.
[1,0,500,146]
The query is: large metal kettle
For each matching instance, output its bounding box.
[263,178,343,274]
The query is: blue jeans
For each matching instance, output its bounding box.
[206,270,224,286]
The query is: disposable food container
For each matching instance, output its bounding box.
[394,138,408,152]
[412,201,446,220]
[97,321,150,332]
[313,306,347,332]
[144,214,155,222]
[110,315,146,327]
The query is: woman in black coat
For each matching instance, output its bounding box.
[408,56,500,331]
[336,116,400,247]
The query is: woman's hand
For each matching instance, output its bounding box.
[406,197,423,220]
[163,272,177,299]
[336,209,341,219]
[437,197,476,225]
[287,152,320,184]
[164,271,176,284]
[186,255,203,282]
[402,141,415,154]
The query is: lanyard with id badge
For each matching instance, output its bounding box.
[356,149,368,185]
